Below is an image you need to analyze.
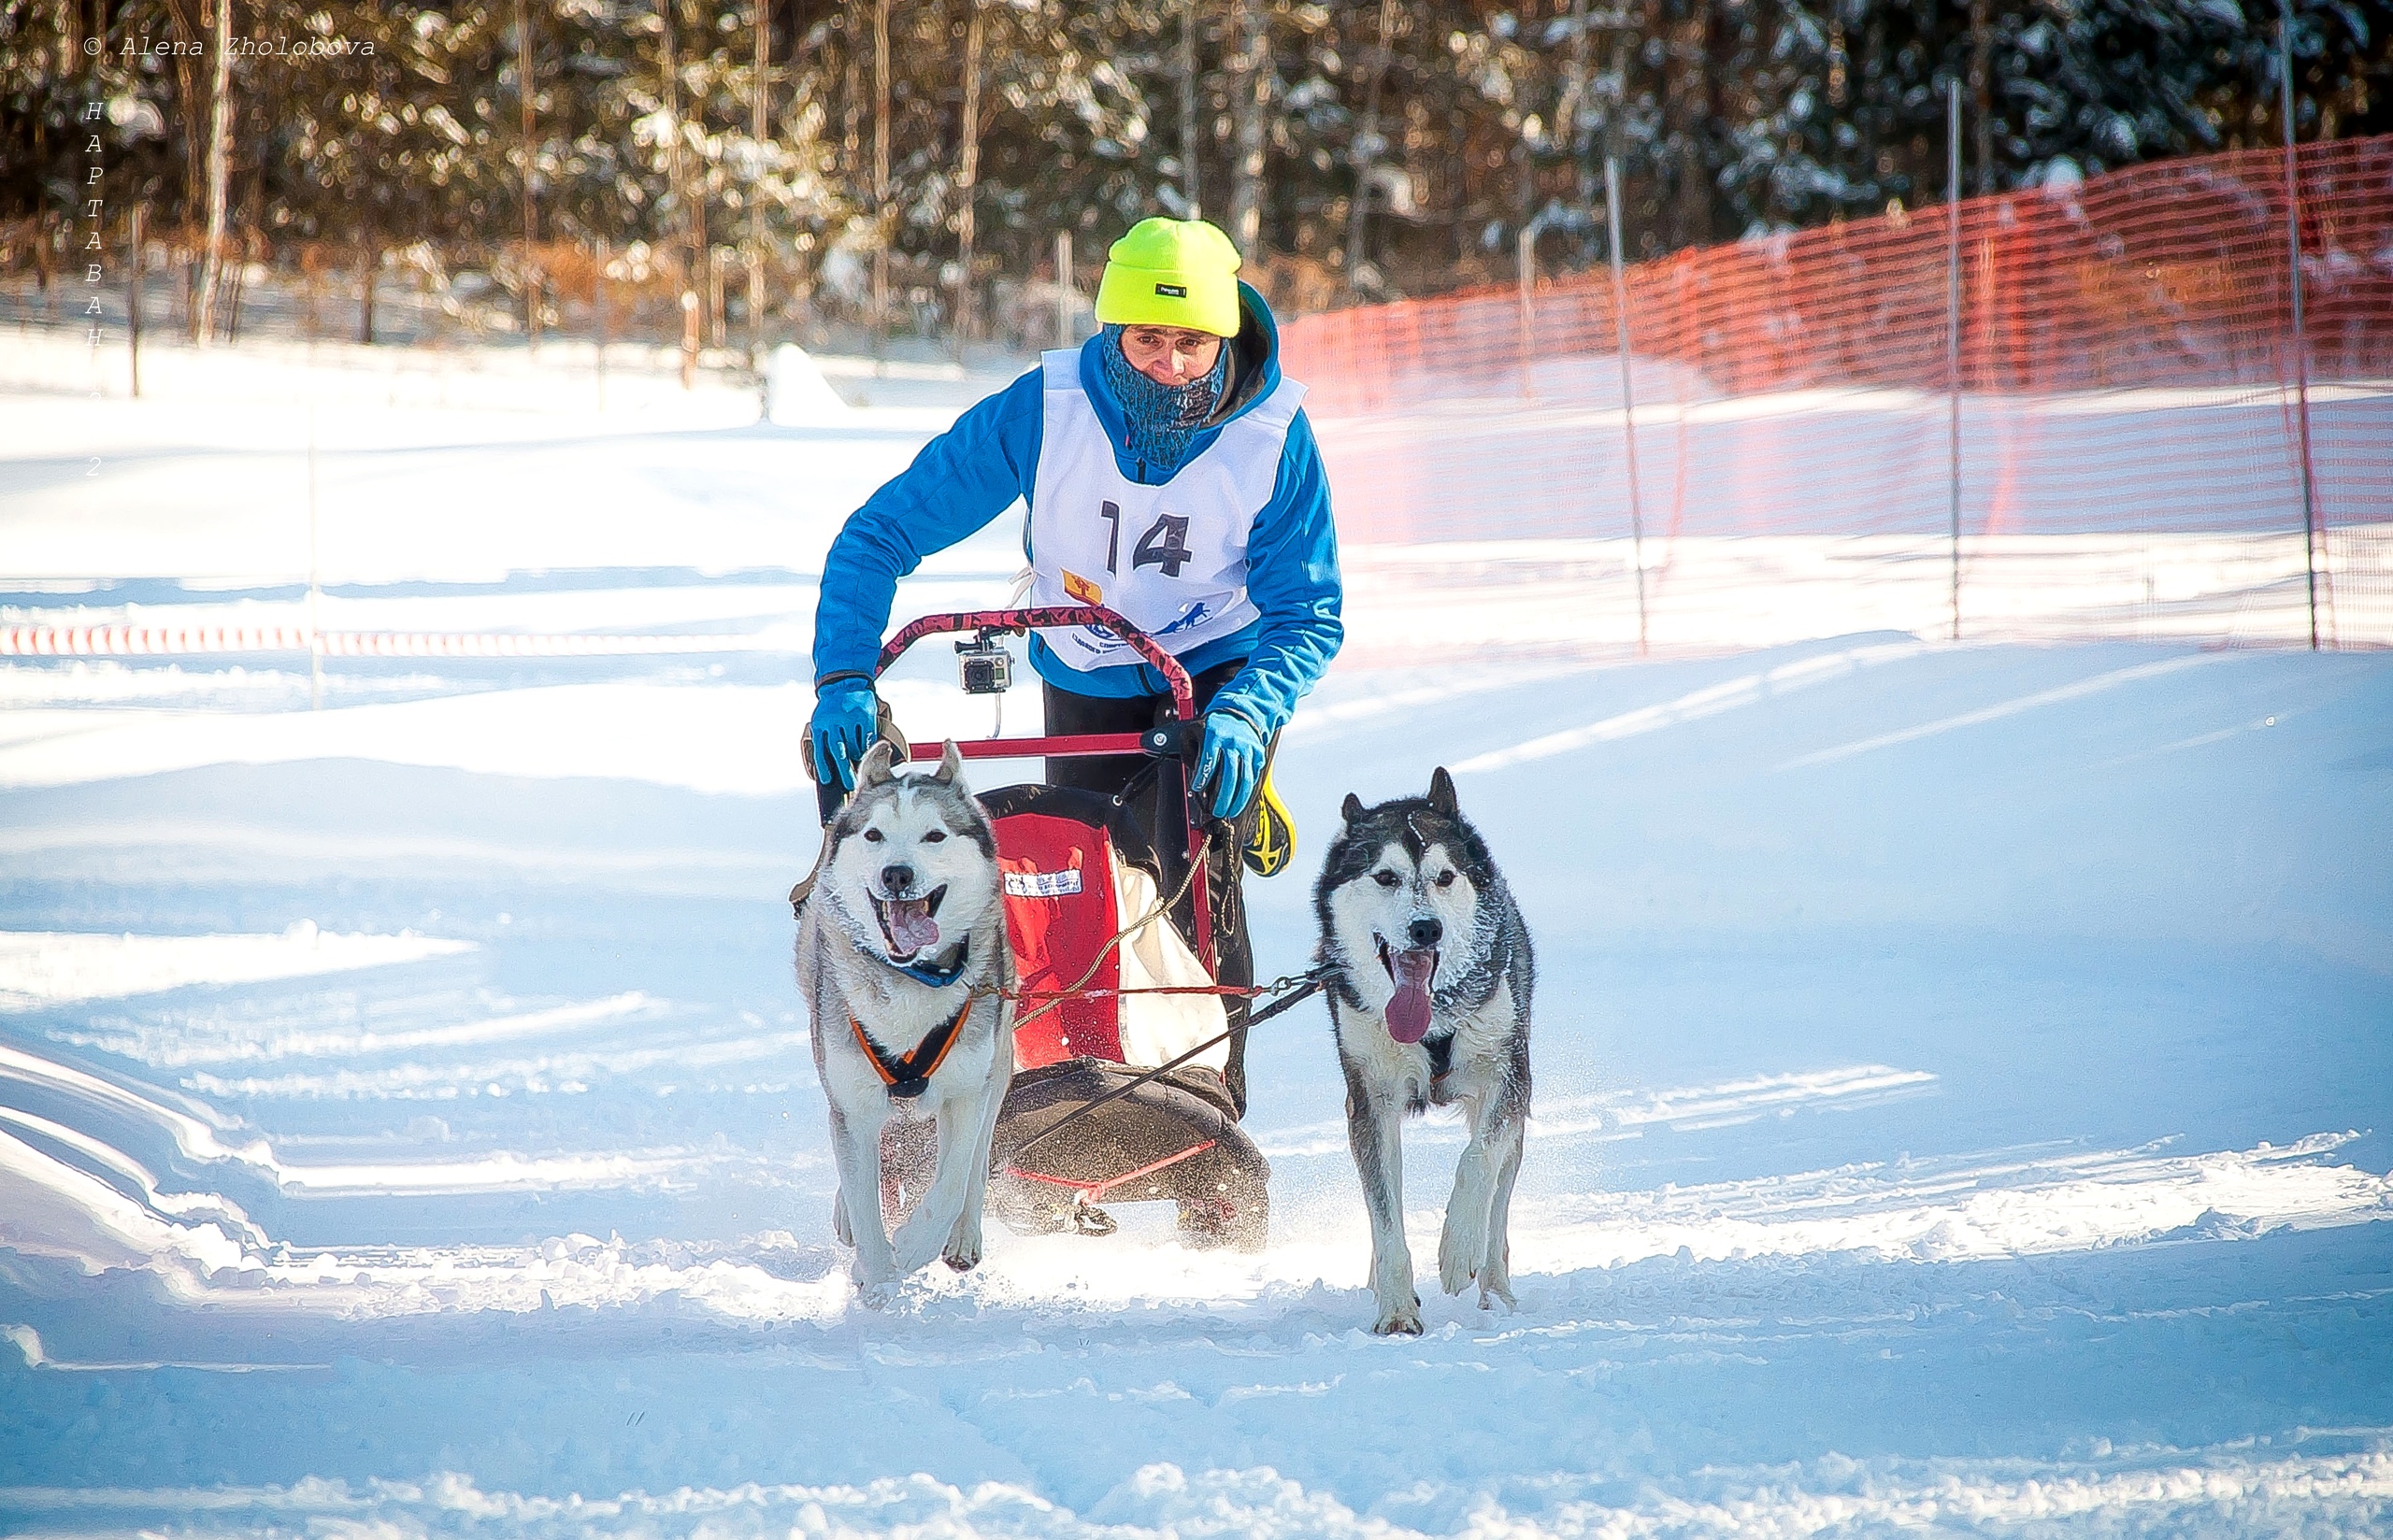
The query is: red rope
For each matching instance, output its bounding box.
[1004,1137,1218,1203]
[1005,982,1265,1004]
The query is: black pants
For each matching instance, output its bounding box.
[1043,660,1276,1115]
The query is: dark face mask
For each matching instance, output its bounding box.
[1098,325,1233,474]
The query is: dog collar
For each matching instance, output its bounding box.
[894,936,970,989]
[851,998,971,1101]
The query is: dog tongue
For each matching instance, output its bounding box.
[887,899,940,957]
[1386,948,1436,1044]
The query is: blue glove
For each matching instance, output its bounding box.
[1191,710,1268,820]
[810,677,879,791]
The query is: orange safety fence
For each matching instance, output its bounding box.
[1284,135,2393,654]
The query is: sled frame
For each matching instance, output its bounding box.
[875,605,1213,976]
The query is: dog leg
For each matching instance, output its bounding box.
[1344,1062,1419,1335]
[891,1090,982,1276]
[942,1051,1007,1273]
[829,1101,899,1297]
[1478,1111,1525,1312]
[1438,1091,1496,1299]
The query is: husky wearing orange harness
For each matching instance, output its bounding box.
[799,739,1015,1295]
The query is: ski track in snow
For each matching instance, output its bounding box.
[5,351,2393,1534]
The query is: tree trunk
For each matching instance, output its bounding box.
[1180,0,1199,217]
[842,36,860,332]
[711,247,726,347]
[129,205,145,397]
[749,0,768,366]
[194,0,234,348]
[872,0,891,348]
[1343,0,1396,291]
[1668,0,1713,250]
[783,12,817,335]
[162,0,207,244]
[955,0,983,344]
[517,0,539,345]
[1564,0,1598,263]
[1969,0,1993,194]
[360,239,379,345]
[659,0,698,386]
[1228,0,1268,251]
[223,171,264,345]
[1560,0,1593,168]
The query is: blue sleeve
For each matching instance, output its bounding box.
[810,369,1045,683]
[1209,408,1343,735]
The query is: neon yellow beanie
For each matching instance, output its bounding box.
[1094,218,1243,337]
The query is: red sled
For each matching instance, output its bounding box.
[858,606,1271,1251]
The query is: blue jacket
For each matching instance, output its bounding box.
[811,281,1342,736]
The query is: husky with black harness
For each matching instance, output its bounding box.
[1317,769,1535,1334]
[797,739,1014,1295]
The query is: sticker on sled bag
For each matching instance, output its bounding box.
[1003,868,1082,899]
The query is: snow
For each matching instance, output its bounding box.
[3,336,2390,1536]
[0,925,472,1011]
[767,344,856,427]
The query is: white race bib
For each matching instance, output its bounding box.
[1026,350,1305,673]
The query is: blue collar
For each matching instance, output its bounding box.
[894,936,970,989]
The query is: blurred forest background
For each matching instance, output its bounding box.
[3,0,2388,353]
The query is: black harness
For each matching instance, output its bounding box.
[851,997,972,1101]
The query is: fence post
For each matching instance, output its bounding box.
[1946,79,1963,645]
[1606,157,1650,658]
[2281,0,2321,650]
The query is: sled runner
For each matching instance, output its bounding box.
[839,605,1293,1251]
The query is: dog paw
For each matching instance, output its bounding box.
[1438,1224,1486,1296]
[892,1211,957,1276]
[1372,1292,1425,1336]
[1478,1274,1517,1312]
[832,1192,854,1248]
[942,1219,982,1274]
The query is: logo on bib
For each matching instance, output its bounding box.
[1062,569,1103,605]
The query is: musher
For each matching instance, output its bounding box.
[806,216,1342,1112]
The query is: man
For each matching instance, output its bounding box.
[807,216,1342,1109]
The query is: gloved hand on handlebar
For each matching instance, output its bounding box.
[1192,709,1267,821]
[809,677,879,791]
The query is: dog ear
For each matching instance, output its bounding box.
[1341,792,1365,824]
[931,739,965,785]
[1427,767,1458,816]
[855,739,898,789]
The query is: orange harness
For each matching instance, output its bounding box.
[851,1001,971,1101]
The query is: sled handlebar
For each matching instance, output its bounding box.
[876,606,1196,724]
[866,603,1216,977]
